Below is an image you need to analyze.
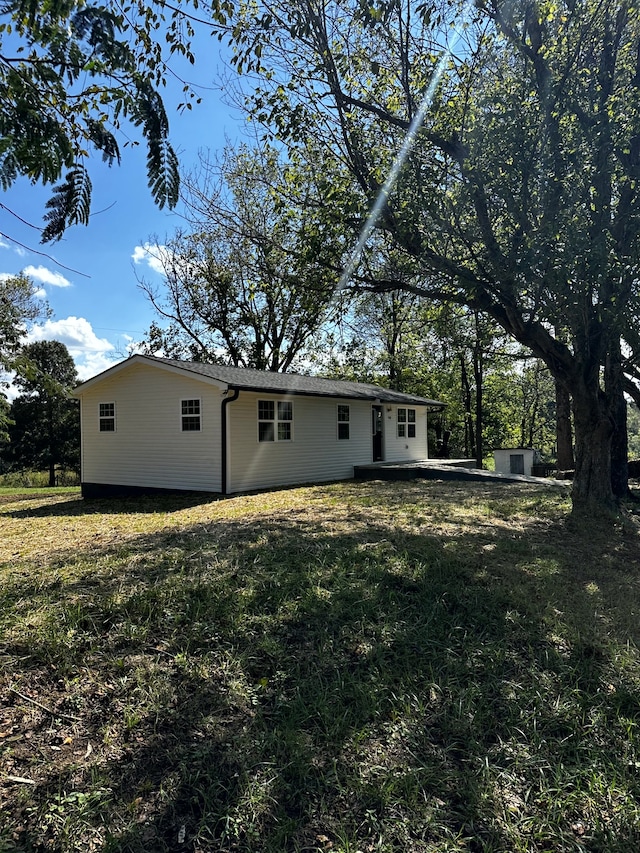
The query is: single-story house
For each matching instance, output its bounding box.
[72,355,446,497]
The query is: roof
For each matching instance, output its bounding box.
[74,355,446,409]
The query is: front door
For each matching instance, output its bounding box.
[509,453,525,475]
[372,405,383,461]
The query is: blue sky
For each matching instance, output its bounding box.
[1,35,242,388]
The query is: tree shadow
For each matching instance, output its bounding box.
[0,491,222,519]
[2,484,640,852]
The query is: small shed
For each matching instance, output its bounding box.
[493,448,540,477]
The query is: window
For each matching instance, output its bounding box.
[337,404,350,440]
[181,399,201,431]
[99,402,115,432]
[407,408,416,438]
[258,400,275,441]
[258,399,293,442]
[397,408,416,438]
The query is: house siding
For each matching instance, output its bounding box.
[79,363,222,492]
[227,392,374,493]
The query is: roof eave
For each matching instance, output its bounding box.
[226,382,446,407]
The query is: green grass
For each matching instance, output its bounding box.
[0,485,80,498]
[0,470,80,489]
[1,480,640,852]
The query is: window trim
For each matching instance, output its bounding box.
[337,403,350,440]
[257,398,294,442]
[99,401,116,433]
[397,407,417,439]
[181,398,202,432]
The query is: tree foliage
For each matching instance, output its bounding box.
[138,143,344,370]
[0,273,47,370]
[9,339,79,483]
[0,0,232,240]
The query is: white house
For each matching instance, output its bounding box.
[72,355,446,497]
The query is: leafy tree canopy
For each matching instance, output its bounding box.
[138,142,345,370]
[9,339,79,483]
[0,0,232,241]
[12,338,77,397]
[0,272,47,371]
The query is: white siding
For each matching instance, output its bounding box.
[227,392,374,493]
[79,363,222,492]
[382,405,430,463]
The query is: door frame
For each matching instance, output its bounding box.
[372,405,384,461]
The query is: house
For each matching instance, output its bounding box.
[72,355,446,497]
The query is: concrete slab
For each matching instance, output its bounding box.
[353,460,571,488]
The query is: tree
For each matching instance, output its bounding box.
[138,143,343,370]
[0,0,233,241]
[222,0,640,515]
[0,273,48,440]
[0,273,46,371]
[0,392,10,466]
[9,340,79,484]
[312,289,429,389]
[312,290,552,462]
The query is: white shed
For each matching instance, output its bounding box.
[72,355,446,496]
[493,447,540,477]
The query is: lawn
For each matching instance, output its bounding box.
[1,480,640,852]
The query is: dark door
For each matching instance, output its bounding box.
[372,406,383,461]
[509,453,525,475]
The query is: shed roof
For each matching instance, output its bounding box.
[74,355,446,409]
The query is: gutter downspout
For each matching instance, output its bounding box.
[221,388,240,495]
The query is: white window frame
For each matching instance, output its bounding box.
[181,398,202,432]
[397,407,417,439]
[407,408,416,438]
[257,399,293,442]
[337,404,350,440]
[99,402,116,433]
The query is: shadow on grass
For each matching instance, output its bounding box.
[2,484,640,852]
[0,492,221,519]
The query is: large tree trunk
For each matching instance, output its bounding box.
[460,355,474,458]
[555,380,574,472]
[473,338,483,468]
[606,338,629,500]
[610,391,629,499]
[47,399,56,487]
[571,385,615,515]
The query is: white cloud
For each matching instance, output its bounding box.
[22,264,72,288]
[0,237,27,257]
[26,316,114,355]
[73,351,121,382]
[25,316,119,381]
[132,242,170,276]
[2,317,120,396]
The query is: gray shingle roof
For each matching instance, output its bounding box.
[153,357,445,408]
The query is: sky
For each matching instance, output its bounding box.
[0,33,242,391]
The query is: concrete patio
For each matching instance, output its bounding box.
[353,459,570,487]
